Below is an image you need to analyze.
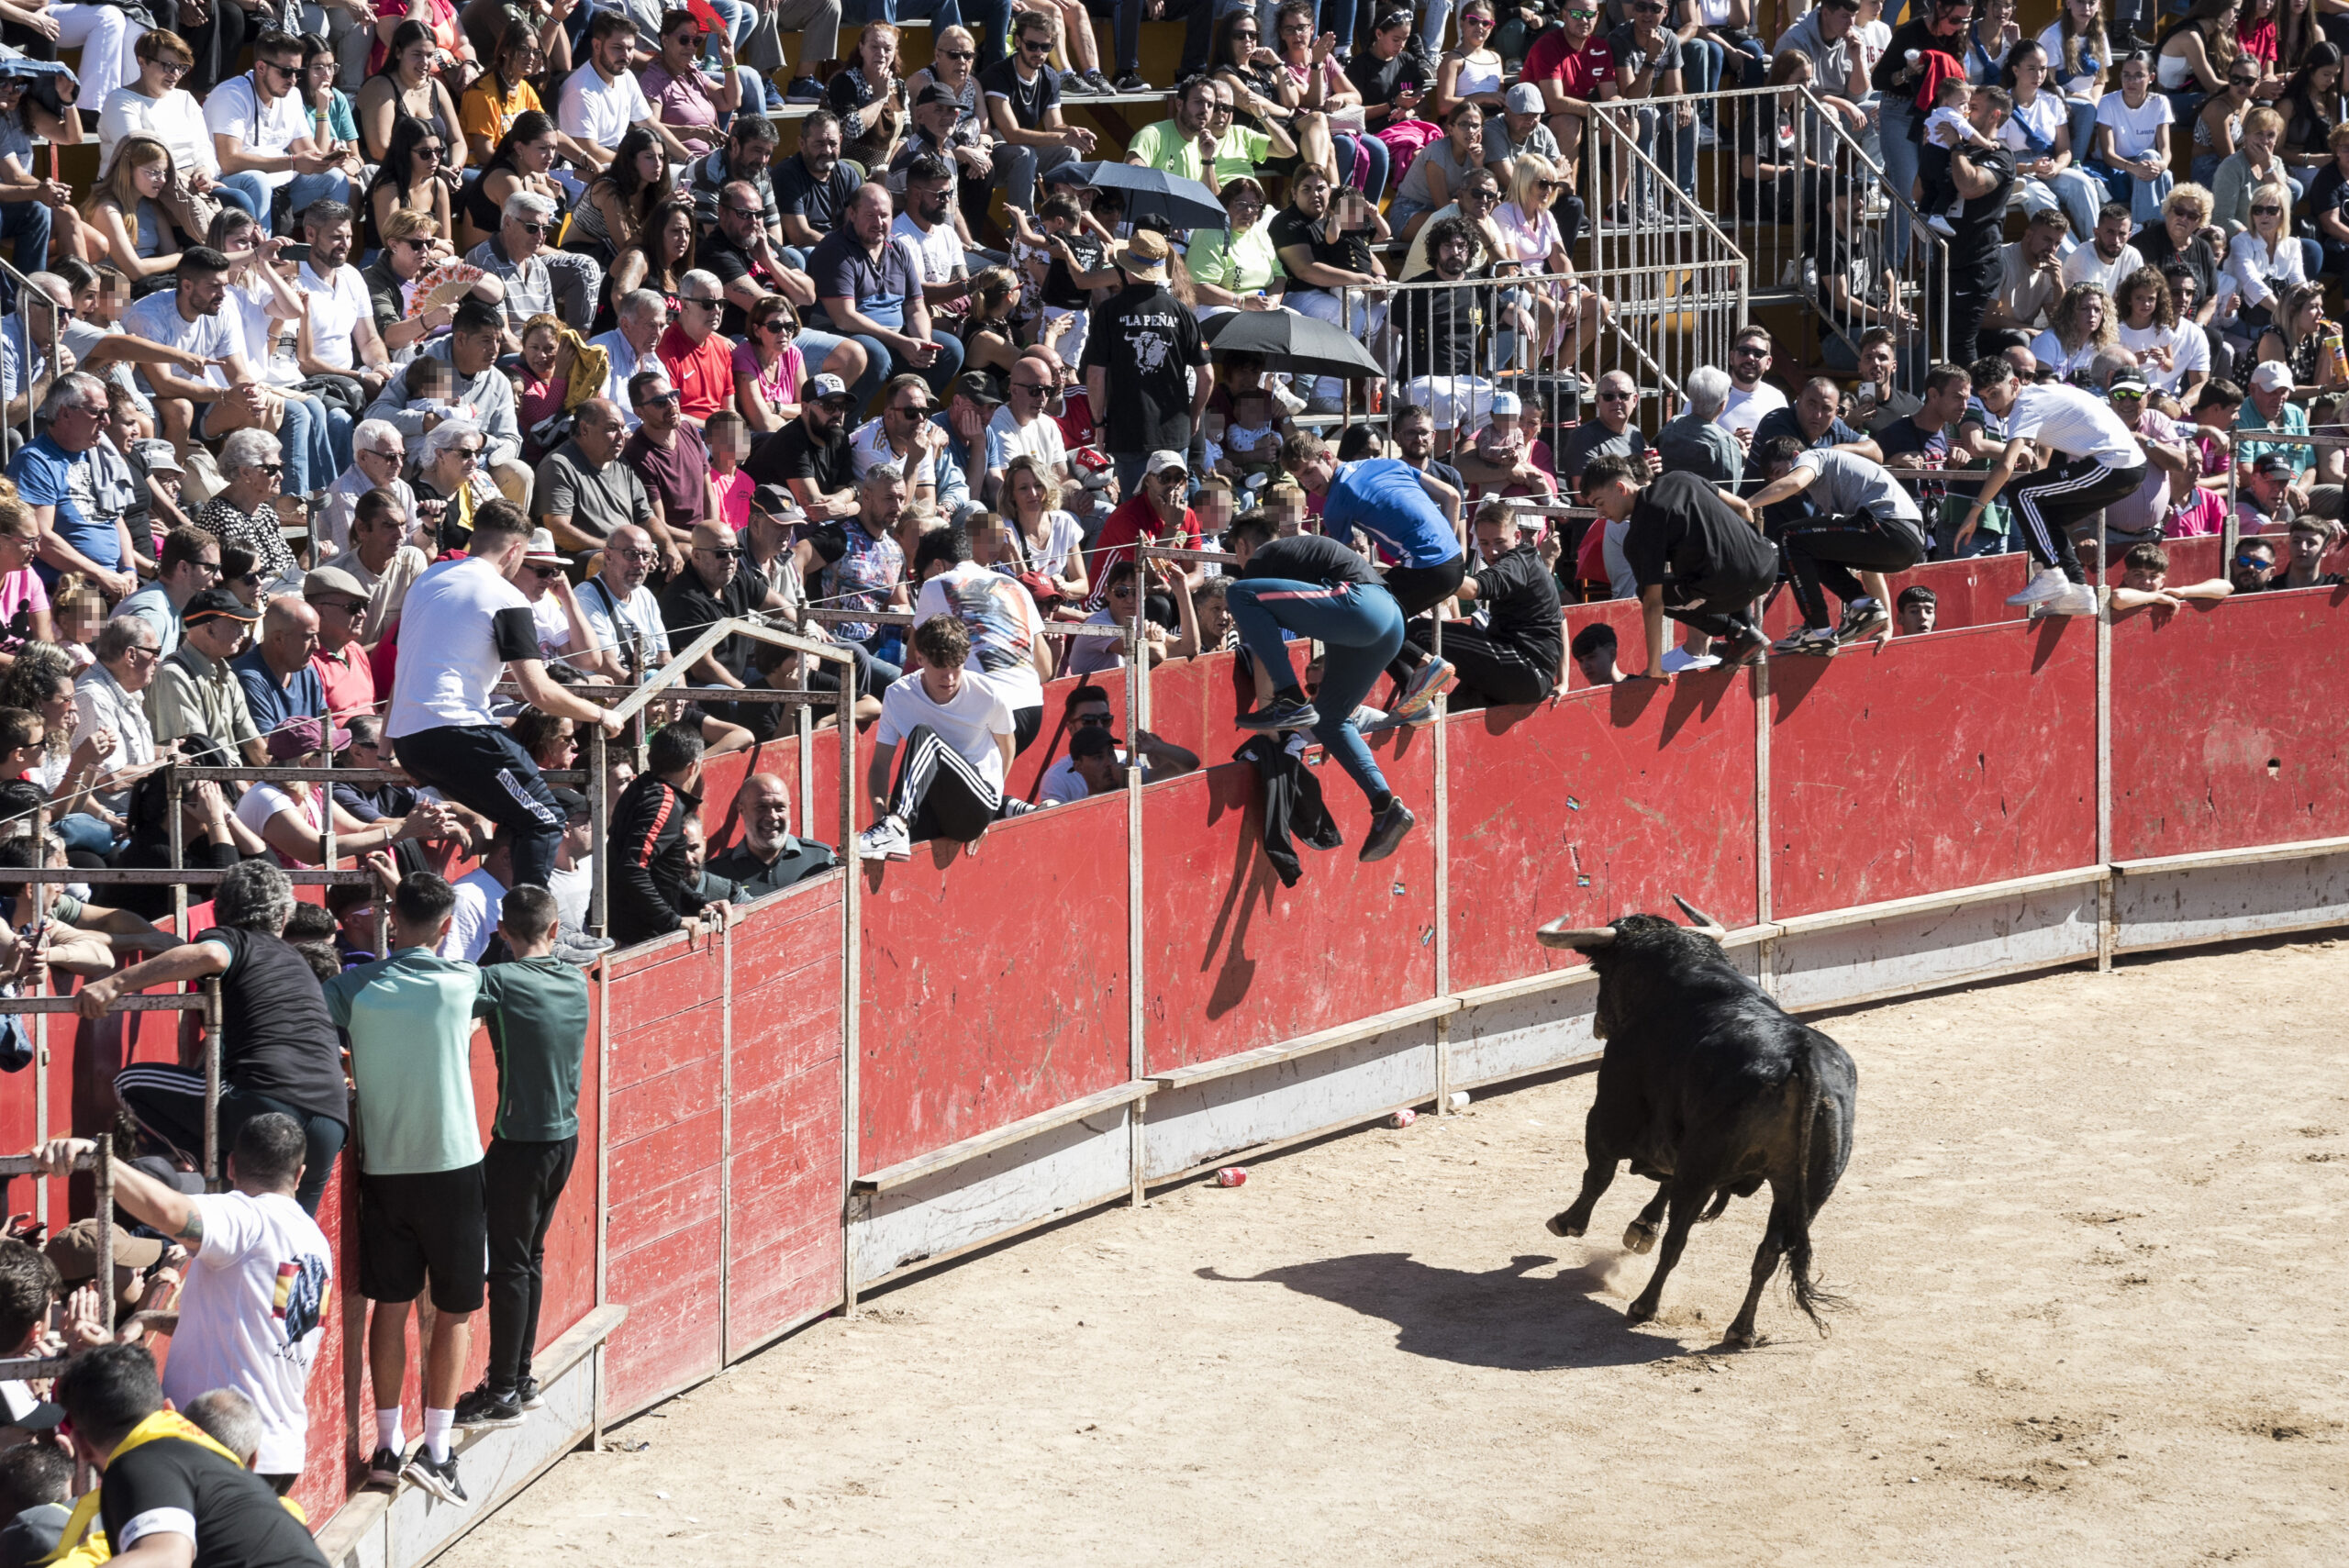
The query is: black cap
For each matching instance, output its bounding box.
[550,786,590,821]
[915,83,956,106]
[953,371,1005,407]
[184,587,261,625]
[751,483,800,519]
[1069,726,1118,760]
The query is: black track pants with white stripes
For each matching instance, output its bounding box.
[1405,621,1555,708]
[889,726,1008,845]
[392,723,567,888]
[2003,458,2147,584]
[114,1065,347,1216]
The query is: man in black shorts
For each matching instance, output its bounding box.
[323,869,490,1507]
[55,1343,327,1568]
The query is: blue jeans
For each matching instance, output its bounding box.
[276,392,337,494]
[1224,576,1405,803]
[1317,0,1355,56]
[796,328,887,409]
[1334,131,1389,203]
[216,171,353,237]
[0,200,49,312]
[1881,102,1920,268]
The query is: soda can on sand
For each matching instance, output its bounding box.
[1389,1109,1418,1129]
[1214,1167,1249,1187]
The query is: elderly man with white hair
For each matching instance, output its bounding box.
[1653,365,1747,490]
[465,188,605,351]
[315,417,419,559]
[590,289,668,433]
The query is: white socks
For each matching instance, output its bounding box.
[423,1407,454,1464]
[375,1409,403,1456]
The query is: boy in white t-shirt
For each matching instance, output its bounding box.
[856,615,1025,862]
[38,1115,331,1494]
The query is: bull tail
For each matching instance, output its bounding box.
[1783,1040,1851,1333]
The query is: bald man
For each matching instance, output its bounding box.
[707,773,840,895]
[578,523,674,682]
[230,596,328,741]
[658,520,767,708]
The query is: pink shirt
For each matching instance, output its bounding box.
[0,568,48,655]
[640,62,721,158]
[714,467,752,529]
[732,339,807,417]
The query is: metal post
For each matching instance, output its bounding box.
[201,978,223,1186]
[796,700,815,839]
[95,1140,114,1337]
[166,764,186,938]
[1754,659,1776,995]
[2096,505,2114,973]
[587,728,608,940]
[1124,625,1145,1206]
[589,723,611,1448]
[838,657,863,1318]
[718,912,734,1361]
[1431,603,1451,1114]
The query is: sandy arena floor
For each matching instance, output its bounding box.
[446,940,2349,1566]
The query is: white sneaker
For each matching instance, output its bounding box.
[2047,584,2101,616]
[1659,648,1722,675]
[2007,568,2070,607]
[1925,214,1956,238]
[855,815,911,862]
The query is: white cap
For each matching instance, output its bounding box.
[1505,82,1543,114]
[1489,391,1522,417]
[2250,361,2295,393]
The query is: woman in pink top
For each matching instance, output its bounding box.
[735,295,810,434]
[1490,150,1601,370]
[640,12,740,161]
[515,315,573,462]
[0,506,54,671]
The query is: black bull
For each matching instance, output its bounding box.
[1536,903,1857,1346]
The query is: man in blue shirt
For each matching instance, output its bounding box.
[1291,438,1465,723]
[807,181,963,398]
[230,596,326,742]
[7,372,132,597]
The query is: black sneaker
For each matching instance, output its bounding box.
[1359,798,1415,863]
[515,1373,544,1410]
[1082,68,1115,94]
[403,1448,467,1505]
[454,1384,525,1429]
[1114,71,1149,92]
[1720,626,1770,667]
[366,1445,402,1486]
[1237,695,1319,733]
[1834,597,1887,644]
[783,75,825,103]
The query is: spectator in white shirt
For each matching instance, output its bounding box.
[2061,200,2148,291]
[99,33,234,214]
[589,289,666,432]
[204,28,352,237]
[559,11,694,171]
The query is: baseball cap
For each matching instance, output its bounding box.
[1069,725,1119,761]
[520,528,566,566]
[805,372,856,406]
[1490,390,1523,417]
[1146,449,1188,477]
[1114,229,1171,280]
[2250,361,2295,393]
[302,564,369,602]
[915,82,955,106]
[43,1218,162,1285]
[551,785,591,822]
[131,438,184,476]
[750,483,802,519]
[184,587,260,626]
[953,370,1006,407]
[2106,369,2149,398]
[268,715,352,762]
[1505,82,1543,114]
[2254,450,2297,478]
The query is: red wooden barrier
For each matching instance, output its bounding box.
[1445,671,1762,993]
[724,878,845,1352]
[1141,732,1439,1077]
[857,795,1131,1173]
[2110,586,2349,859]
[1768,617,2099,917]
[599,936,729,1415]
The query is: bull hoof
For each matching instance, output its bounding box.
[1622,1220,1658,1254]
[1545,1213,1585,1239]
[1624,1298,1658,1327]
[1724,1326,1764,1350]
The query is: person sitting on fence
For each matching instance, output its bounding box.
[1896,585,1940,634]
[1743,436,1929,652]
[326,865,487,1507]
[50,1343,326,1568]
[1570,622,1625,686]
[449,883,589,1432]
[36,1112,331,1498]
[607,720,729,949]
[90,860,350,1218]
[1405,502,1564,712]
[1957,353,2151,616]
[707,773,838,897]
[1223,513,1418,862]
[1586,455,1777,676]
[2110,539,2240,606]
[856,615,1025,862]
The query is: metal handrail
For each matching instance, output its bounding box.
[1795,83,1952,373]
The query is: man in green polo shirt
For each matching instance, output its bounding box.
[453,883,592,1433]
[1126,75,1222,184]
[324,864,484,1508]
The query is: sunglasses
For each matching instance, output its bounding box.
[1462,9,1491,20]
[1732,344,1768,357]
[527,565,562,580]
[456,447,484,462]
[1019,37,1052,51]
[698,546,743,560]
[1598,389,1632,400]
[2253,206,2283,216]
[1011,382,1049,395]
[1565,7,1597,17]
[253,462,284,474]
[941,46,974,58]
[417,145,444,161]
[637,390,682,406]
[1230,26,1258,35]
[722,204,759,219]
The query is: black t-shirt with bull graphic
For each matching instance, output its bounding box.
[1080,282,1206,458]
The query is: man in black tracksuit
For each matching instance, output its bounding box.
[606,720,718,948]
[1404,502,1564,709]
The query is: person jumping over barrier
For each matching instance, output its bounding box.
[1744,437,1928,653]
[1956,355,2149,617]
[1581,456,1779,679]
[1286,433,1466,723]
[1225,514,1418,863]
[857,616,1025,862]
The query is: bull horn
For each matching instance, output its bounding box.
[1537,919,1617,950]
[1671,895,1728,940]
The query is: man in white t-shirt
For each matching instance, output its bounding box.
[984,354,1071,503]
[296,201,395,401]
[891,156,971,317]
[1681,325,1788,439]
[385,507,620,890]
[856,615,1021,861]
[440,837,513,964]
[2059,201,2145,294]
[576,523,674,680]
[204,28,351,237]
[1957,353,2149,616]
[39,1115,330,1492]
[558,11,693,168]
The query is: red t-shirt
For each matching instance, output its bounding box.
[1521,29,1616,96]
[1088,495,1200,584]
[657,324,737,424]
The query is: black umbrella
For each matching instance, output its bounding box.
[1202,308,1386,382]
[1063,161,1228,229]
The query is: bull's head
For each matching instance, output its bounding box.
[1535,895,1726,951]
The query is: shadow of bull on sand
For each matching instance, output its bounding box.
[1201,1252,1692,1372]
